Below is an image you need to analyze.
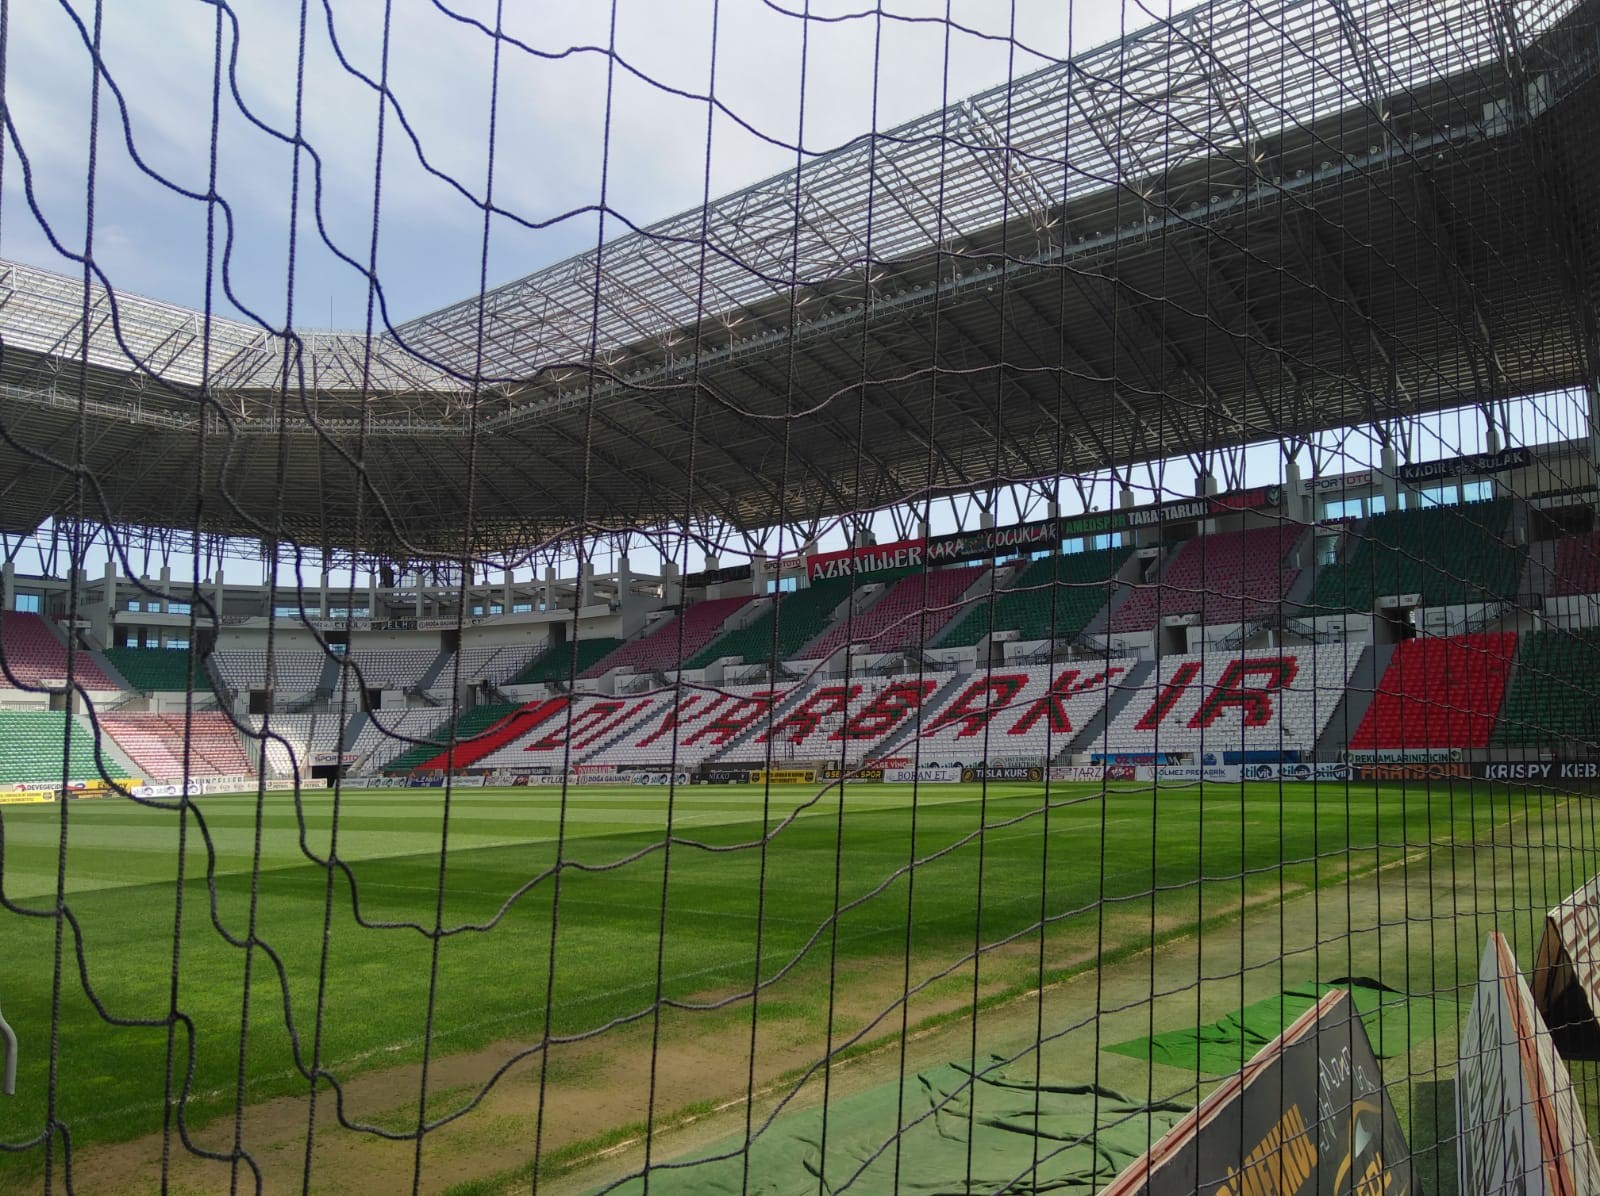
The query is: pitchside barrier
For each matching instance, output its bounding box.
[1458,933,1600,1194]
[1102,988,1415,1195]
[1533,875,1600,1055]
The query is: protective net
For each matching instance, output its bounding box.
[3,1,1600,1193]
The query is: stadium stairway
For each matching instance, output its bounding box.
[341,710,372,756]
[316,652,342,697]
[1062,658,1156,756]
[413,698,567,771]
[1309,643,1381,757]
[407,649,457,693]
[851,669,993,762]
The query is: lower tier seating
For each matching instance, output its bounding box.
[377,703,522,771]
[1347,632,1517,749]
[1492,629,1600,748]
[1097,644,1364,756]
[99,711,254,780]
[0,710,137,783]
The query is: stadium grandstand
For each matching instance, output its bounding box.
[5,0,1600,1192]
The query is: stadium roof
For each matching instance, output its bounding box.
[1,0,1598,558]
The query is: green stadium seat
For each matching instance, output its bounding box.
[377,702,521,772]
[508,639,624,685]
[940,548,1131,647]
[1310,499,1523,612]
[104,647,206,693]
[1493,628,1600,748]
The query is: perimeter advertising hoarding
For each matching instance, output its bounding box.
[960,766,1043,782]
[1103,988,1414,1195]
[1457,932,1600,1195]
[1481,761,1600,783]
[1531,875,1600,1050]
[882,767,961,783]
[747,769,816,784]
[822,767,884,781]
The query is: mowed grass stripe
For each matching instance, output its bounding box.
[0,785,986,901]
[0,781,1526,1183]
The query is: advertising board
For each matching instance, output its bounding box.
[1481,761,1600,783]
[1240,763,1352,782]
[1103,988,1414,1195]
[960,766,1043,783]
[822,767,884,781]
[882,767,961,784]
[1531,875,1600,1051]
[748,769,816,784]
[1458,931,1600,1194]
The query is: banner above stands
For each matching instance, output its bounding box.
[1054,484,1281,539]
[805,486,1282,581]
[1397,446,1532,483]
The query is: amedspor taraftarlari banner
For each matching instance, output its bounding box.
[1103,988,1415,1196]
[748,769,816,785]
[1056,485,1280,540]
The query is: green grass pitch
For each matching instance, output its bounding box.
[0,778,1591,1190]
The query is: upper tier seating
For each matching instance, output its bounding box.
[104,647,206,693]
[0,612,118,690]
[212,649,327,693]
[453,643,544,686]
[1098,644,1363,755]
[1347,632,1516,750]
[509,638,623,685]
[1492,629,1600,748]
[797,565,989,660]
[1311,500,1523,611]
[579,596,753,677]
[1109,526,1301,633]
[100,711,254,780]
[684,577,857,669]
[939,548,1131,647]
[341,650,437,691]
[0,710,138,784]
[1549,531,1600,598]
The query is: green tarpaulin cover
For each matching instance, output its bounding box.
[1103,977,1461,1078]
[606,1056,1189,1194]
